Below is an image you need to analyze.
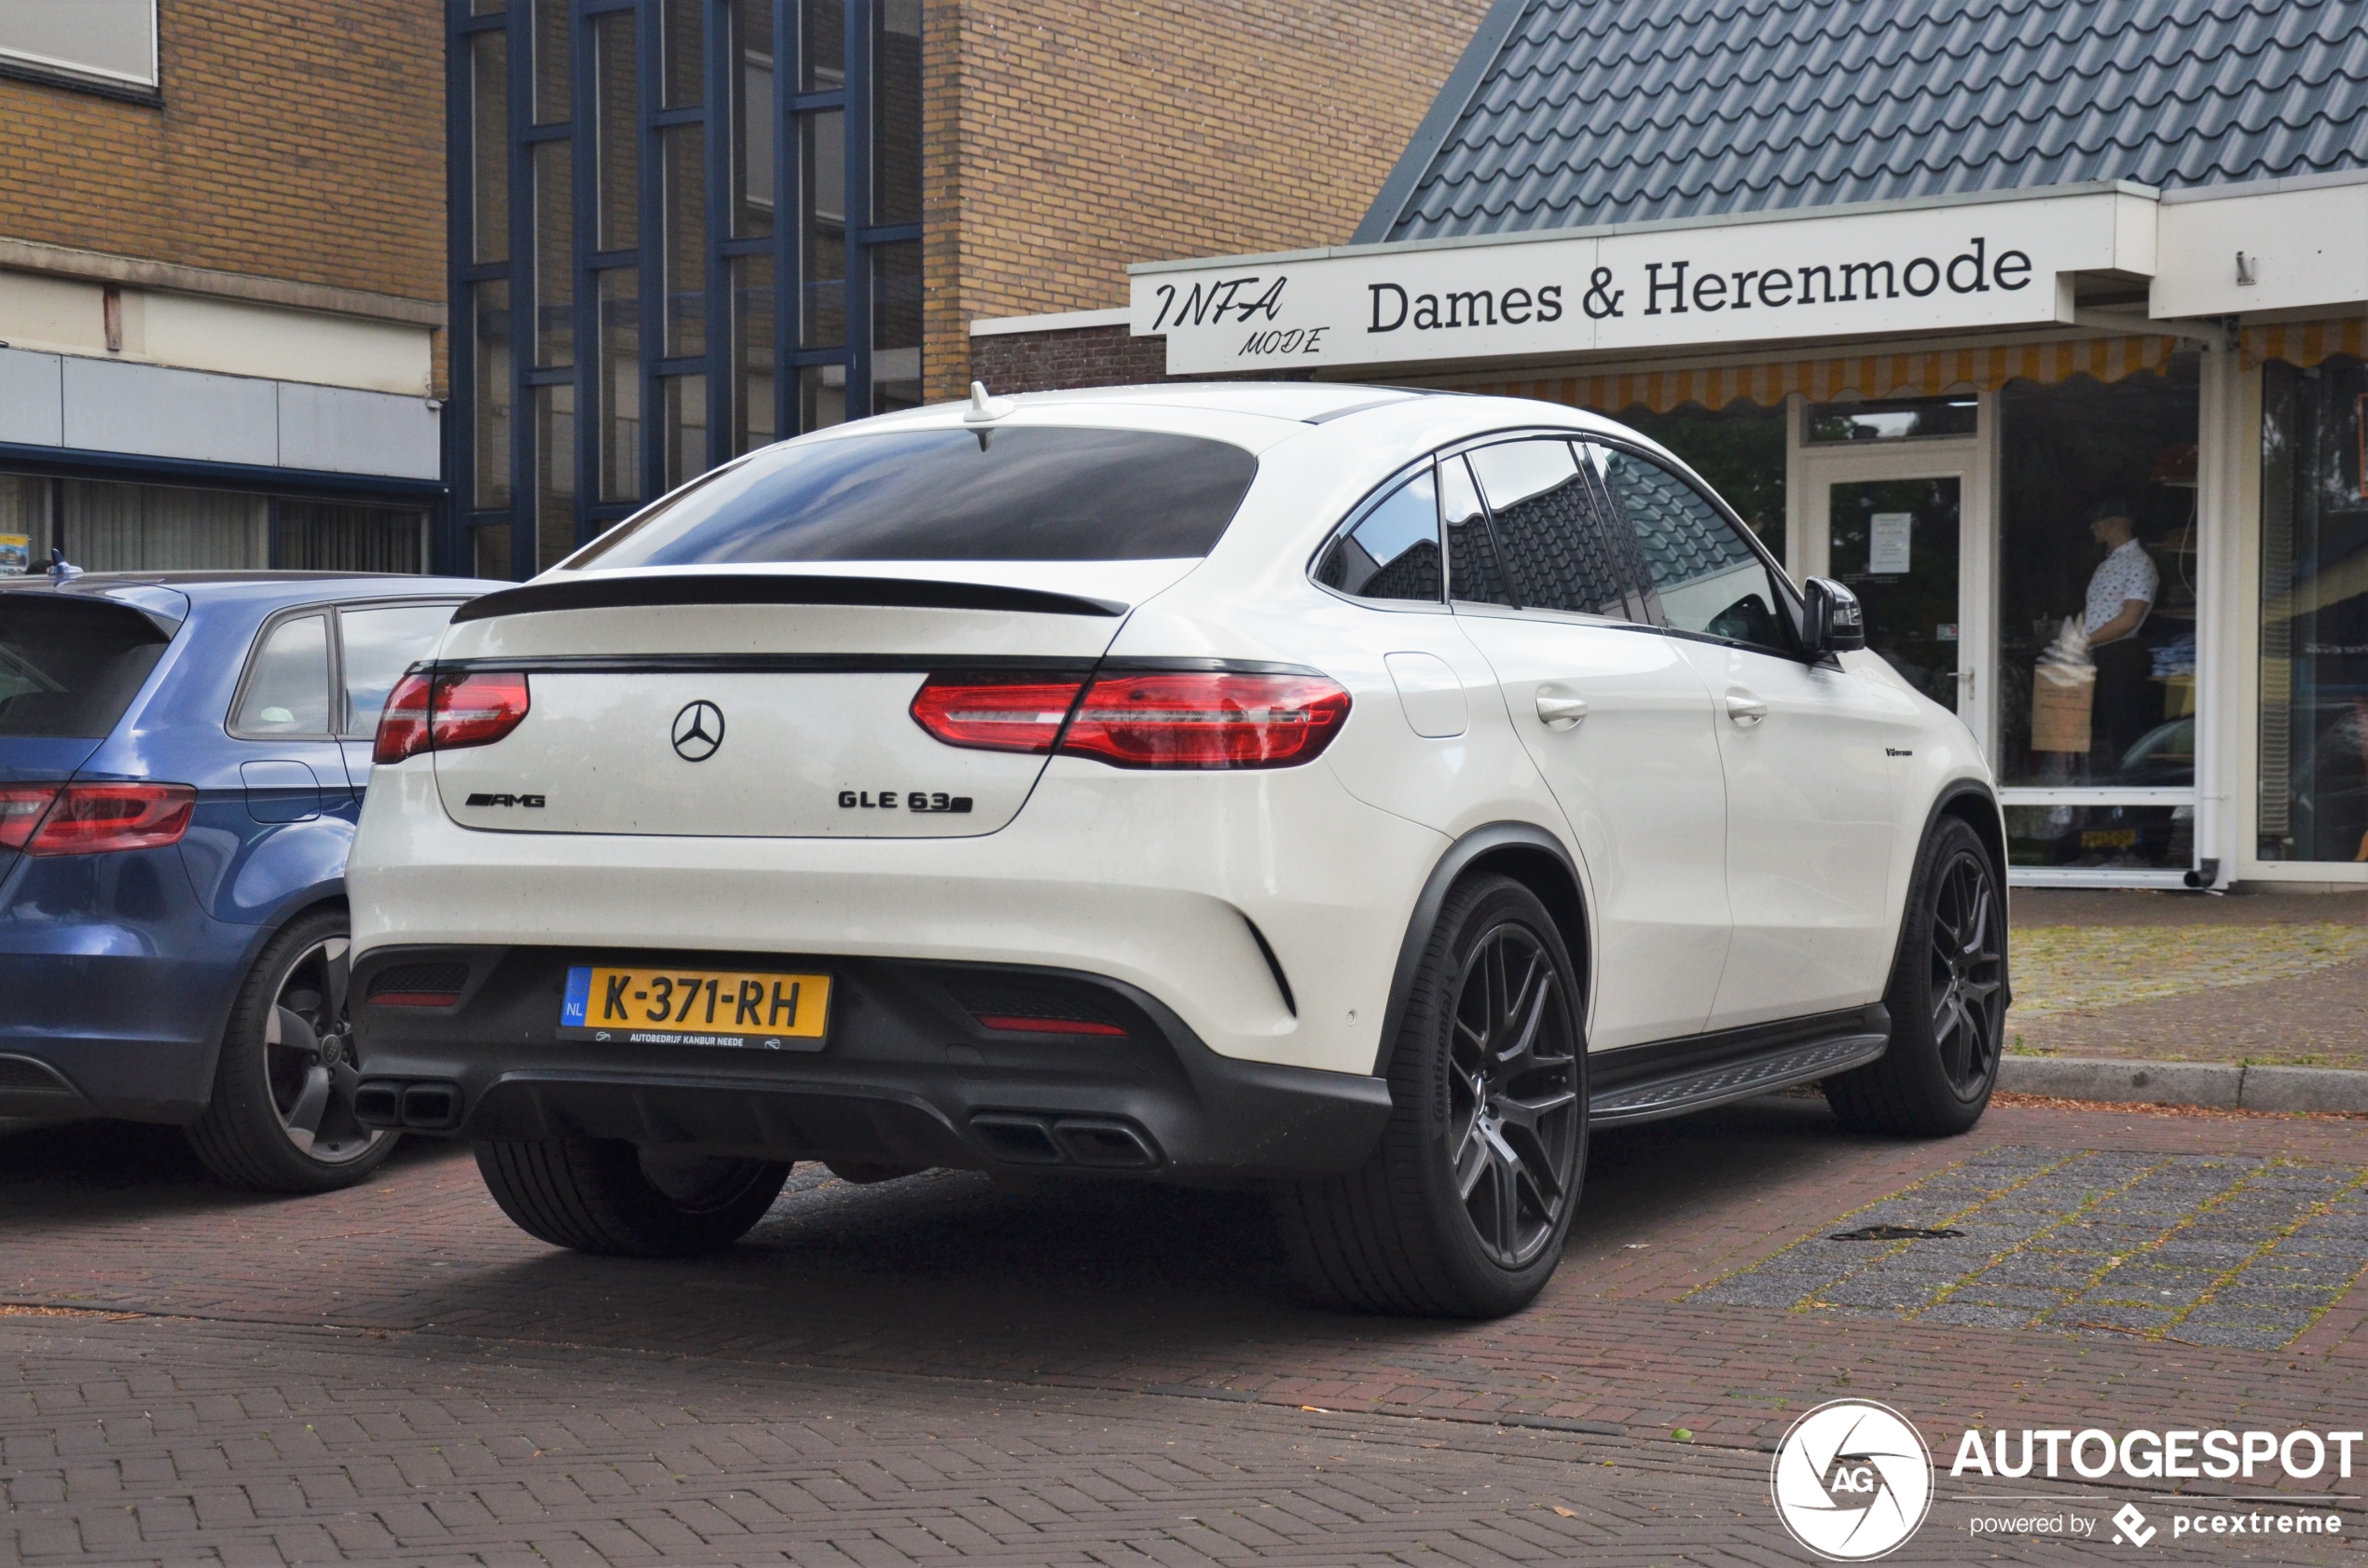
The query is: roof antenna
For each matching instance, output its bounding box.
[963,379,1014,423]
[48,546,81,584]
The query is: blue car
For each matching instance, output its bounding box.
[0,568,503,1190]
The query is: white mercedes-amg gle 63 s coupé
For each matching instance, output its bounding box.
[348,382,2007,1317]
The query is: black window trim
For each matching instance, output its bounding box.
[226,597,469,743]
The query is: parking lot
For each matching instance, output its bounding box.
[7,1078,2368,1565]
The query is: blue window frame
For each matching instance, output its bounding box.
[446,0,922,580]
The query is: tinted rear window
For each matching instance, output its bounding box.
[0,596,172,739]
[569,426,1260,568]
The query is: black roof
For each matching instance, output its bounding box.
[1357,0,2368,242]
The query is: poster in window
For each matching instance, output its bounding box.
[1868,512,1913,575]
[0,534,26,575]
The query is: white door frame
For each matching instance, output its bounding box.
[1792,427,1994,762]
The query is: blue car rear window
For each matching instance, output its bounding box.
[0,596,171,739]
[566,426,1260,568]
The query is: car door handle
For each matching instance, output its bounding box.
[1725,690,1769,726]
[1535,692,1590,730]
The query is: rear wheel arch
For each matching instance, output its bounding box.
[1375,822,1592,1074]
[1914,780,2009,1003]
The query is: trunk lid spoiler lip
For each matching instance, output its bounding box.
[451,571,1129,625]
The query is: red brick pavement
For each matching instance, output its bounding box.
[5,1100,2367,1563]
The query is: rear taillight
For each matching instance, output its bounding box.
[909,675,1087,754]
[1059,672,1351,769]
[21,783,196,856]
[373,670,434,763]
[0,785,62,851]
[373,670,531,764]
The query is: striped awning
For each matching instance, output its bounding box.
[1469,335,2185,414]
[2239,317,2367,371]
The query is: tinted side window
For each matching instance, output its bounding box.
[1314,467,1440,603]
[1596,445,1789,653]
[569,426,1260,566]
[337,601,460,736]
[232,614,333,736]
[1439,454,1513,607]
[1466,438,1633,618]
[0,597,170,739]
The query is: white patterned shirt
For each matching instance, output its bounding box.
[2084,539,2157,638]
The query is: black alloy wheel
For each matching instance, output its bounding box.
[1824,815,2006,1136]
[1926,843,2005,1096]
[1273,873,1590,1317]
[187,907,400,1192]
[1448,920,1583,1268]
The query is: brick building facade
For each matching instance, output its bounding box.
[924,0,1494,403]
[0,1,449,578]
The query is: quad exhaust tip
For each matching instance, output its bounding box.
[970,1112,1161,1170]
[354,1078,465,1132]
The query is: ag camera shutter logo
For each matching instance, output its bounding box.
[1770,1399,1934,1560]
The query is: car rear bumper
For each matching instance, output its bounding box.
[348,943,1395,1182]
[0,919,245,1125]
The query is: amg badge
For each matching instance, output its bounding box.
[465,792,546,808]
[840,790,974,813]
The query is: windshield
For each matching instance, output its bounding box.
[567,425,1260,569]
[0,595,172,739]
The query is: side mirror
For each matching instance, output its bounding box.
[1803,576,1865,653]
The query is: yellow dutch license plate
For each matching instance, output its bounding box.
[560,964,830,1051]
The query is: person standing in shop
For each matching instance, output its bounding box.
[2082,496,2159,776]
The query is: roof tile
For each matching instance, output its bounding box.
[1375,0,2368,241]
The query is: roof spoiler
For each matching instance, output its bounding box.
[451,572,1128,624]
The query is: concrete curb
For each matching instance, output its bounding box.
[1999,1055,2368,1114]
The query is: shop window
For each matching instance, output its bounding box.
[800,0,845,90]
[1610,402,1785,562]
[2260,357,2368,863]
[0,475,49,575]
[2006,804,2193,874]
[1806,395,1977,445]
[0,0,157,91]
[1997,365,2200,797]
[798,363,846,431]
[474,523,514,581]
[798,109,847,349]
[274,502,429,574]
[62,480,268,571]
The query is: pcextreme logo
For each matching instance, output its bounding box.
[1770,1399,1935,1561]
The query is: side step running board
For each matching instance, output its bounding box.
[1588,1007,1891,1127]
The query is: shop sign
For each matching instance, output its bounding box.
[1131,189,2157,376]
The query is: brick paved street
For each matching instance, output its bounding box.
[7,1093,2368,1564]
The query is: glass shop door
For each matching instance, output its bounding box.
[1796,429,1989,746]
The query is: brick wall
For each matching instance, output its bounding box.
[0,0,444,306]
[923,0,1492,402]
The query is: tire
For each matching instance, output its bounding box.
[1824,815,2005,1136]
[186,906,400,1193]
[1273,874,1588,1317]
[475,1137,792,1257]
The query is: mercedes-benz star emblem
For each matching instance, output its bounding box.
[671,700,725,762]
